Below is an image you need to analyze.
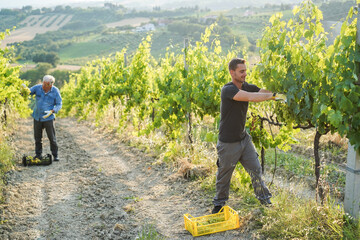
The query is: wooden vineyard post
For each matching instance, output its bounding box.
[344,144,360,219]
[124,52,127,67]
[183,38,193,144]
[184,38,189,72]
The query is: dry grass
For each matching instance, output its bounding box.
[259,188,359,239]
[0,122,16,203]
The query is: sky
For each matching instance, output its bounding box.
[0,0,154,9]
[0,0,303,10]
[0,0,116,9]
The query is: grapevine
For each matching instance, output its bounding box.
[253,1,360,201]
[60,2,360,204]
[0,30,31,124]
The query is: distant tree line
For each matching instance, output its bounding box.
[128,6,205,18]
[32,52,59,67]
[167,22,206,36]
[20,63,77,89]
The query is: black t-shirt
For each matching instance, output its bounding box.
[218,82,260,142]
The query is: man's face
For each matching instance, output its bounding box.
[42,81,52,92]
[230,63,247,84]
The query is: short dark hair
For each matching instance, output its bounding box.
[228,58,246,71]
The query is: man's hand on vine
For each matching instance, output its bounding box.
[20,83,30,95]
[272,93,287,103]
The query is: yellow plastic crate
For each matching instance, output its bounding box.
[184,206,240,237]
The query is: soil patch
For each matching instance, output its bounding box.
[0,118,249,239]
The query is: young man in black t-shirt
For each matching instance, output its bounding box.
[212,58,284,214]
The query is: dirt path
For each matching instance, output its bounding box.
[0,118,247,239]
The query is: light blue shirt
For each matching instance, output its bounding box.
[30,84,62,122]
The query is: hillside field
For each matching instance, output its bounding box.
[0,14,73,48]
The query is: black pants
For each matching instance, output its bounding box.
[34,119,58,158]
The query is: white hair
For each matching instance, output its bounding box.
[43,75,55,84]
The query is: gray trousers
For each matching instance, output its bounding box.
[34,119,58,158]
[213,133,272,206]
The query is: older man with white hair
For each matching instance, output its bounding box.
[29,75,62,161]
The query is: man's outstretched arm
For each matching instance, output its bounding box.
[233,90,274,102]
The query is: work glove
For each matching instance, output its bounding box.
[272,93,287,102]
[42,110,53,119]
